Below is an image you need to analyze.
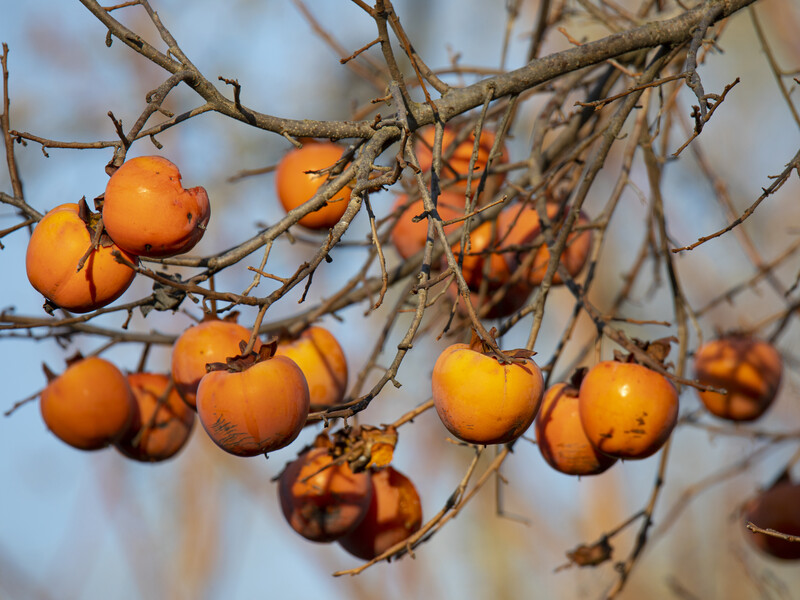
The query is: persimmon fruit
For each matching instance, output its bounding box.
[26,202,137,313]
[103,155,211,257]
[535,382,617,476]
[171,317,262,409]
[337,466,423,560]
[579,360,678,460]
[431,339,544,445]
[115,373,195,462]
[693,336,782,422]
[279,447,373,542]
[196,343,310,457]
[389,191,467,260]
[275,141,352,230]
[275,326,348,409]
[743,480,800,560]
[40,356,136,451]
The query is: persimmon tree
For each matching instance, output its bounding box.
[2,0,800,597]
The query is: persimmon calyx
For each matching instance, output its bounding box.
[76,196,117,249]
[467,327,536,366]
[205,338,278,374]
[612,336,678,368]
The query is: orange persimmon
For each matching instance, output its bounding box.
[103,156,211,257]
[279,447,373,542]
[40,356,136,451]
[693,336,783,422]
[115,373,195,462]
[275,141,352,230]
[26,201,137,313]
[337,466,423,561]
[389,191,467,260]
[275,326,348,409]
[171,317,262,409]
[579,360,678,460]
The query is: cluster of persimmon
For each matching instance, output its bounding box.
[26,156,210,313]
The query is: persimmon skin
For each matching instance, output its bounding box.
[693,337,782,422]
[40,357,136,451]
[279,447,373,542]
[431,343,544,445]
[389,191,467,259]
[103,156,211,258]
[171,319,262,409]
[743,481,800,560]
[415,126,508,195]
[337,466,423,561]
[535,383,617,476]
[579,361,678,460]
[275,142,352,230]
[26,203,137,313]
[115,373,195,462]
[275,327,348,409]
[196,355,310,457]
[499,203,592,286]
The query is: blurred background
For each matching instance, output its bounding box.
[2,1,800,598]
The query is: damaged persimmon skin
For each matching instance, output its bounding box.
[103,156,210,257]
[431,338,544,445]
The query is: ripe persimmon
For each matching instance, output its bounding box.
[279,447,373,542]
[693,336,782,422]
[431,337,544,445]
[171,316,262,409]
[196,342,310,457]
[275,326,348,409]
[337,466,423,561]
[535,381,617,476]
[743,480,800,560]
[40,356,136,451]
[275,141,352,230]
[103,156,211,257]
[499,202,592,286]
[415,125,508,195]
[26,201,137,313]
[389,191,467,260]
[115,373,195,462]
[579,360,678,460]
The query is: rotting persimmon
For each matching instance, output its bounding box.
[103,155,211,258]
[275,141,352,230]
[171,315,262,410]
[693,336,783,422]
[40,356,136,451]
[275,326,348,409]
[337,466,423,561]
[196,340,310,457]
[579,359,678,460]
[535,380,618,476]
[415,125,508,195]
[389,191,467,260]
[279,446,373,543]
[115,373,195,463]
[25,200,138,313]
[431,332,544,445]
[743,479,800,560]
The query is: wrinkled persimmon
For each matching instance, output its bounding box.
[275,141,352,230]
[275,326,348,409]
[171,317,262,409]
[337,466,423,561]
[389,191,467,260]
[431,339,544,445]
[693,336,782,422]
[40,356,136,451]
[535,382,617,476]
[279,447,373,542]
[579,360,678,460]
[196,343,310,457]
[26,202,137,313]
[103,156,211,257]
[743,480,800,560]
[115,372,195,462]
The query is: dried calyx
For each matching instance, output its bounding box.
[468,327,536,366]
[205,338,277,374]
[612,336,678,369]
